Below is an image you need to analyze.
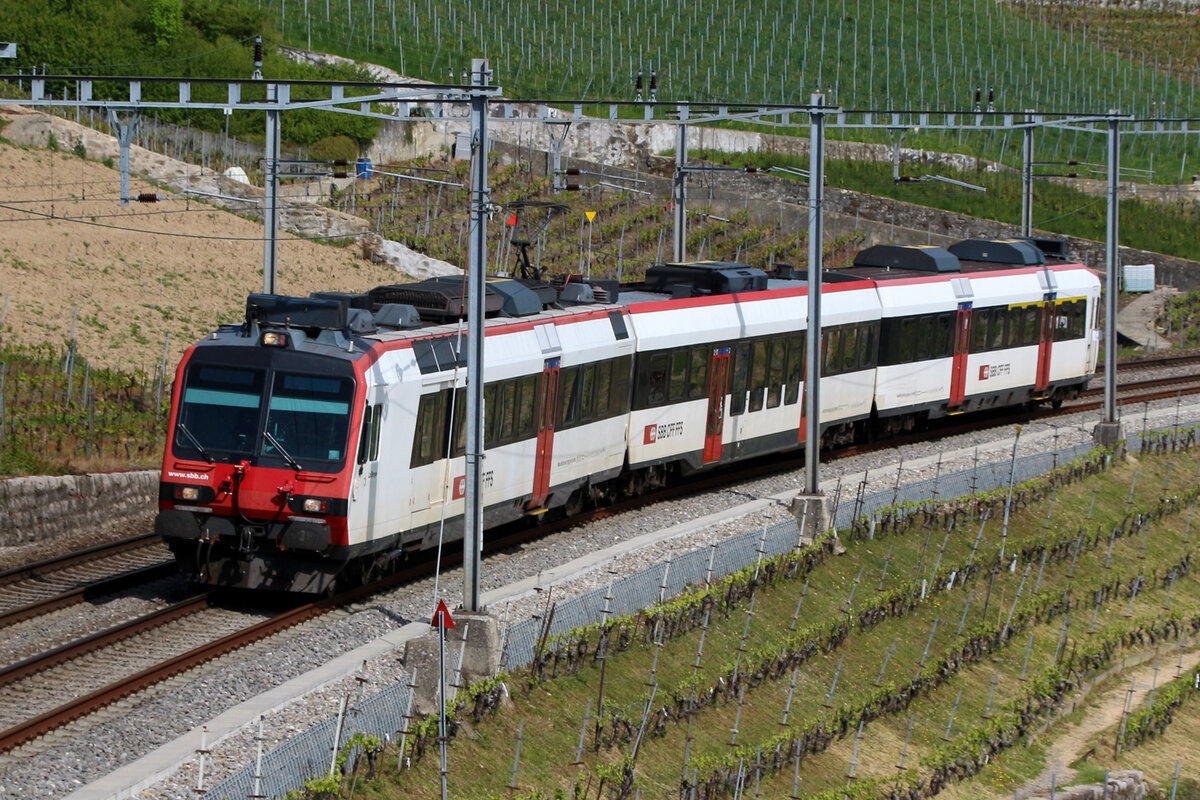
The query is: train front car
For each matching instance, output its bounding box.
[155,295,368,593]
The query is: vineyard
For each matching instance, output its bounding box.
[0,343,166,475]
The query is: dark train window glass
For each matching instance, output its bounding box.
[784,334,804,405]
[369,403,383,461]
[608,310,629,340]
[730,343,750,416]
[451,388,466,456]
[749,340,767,412]
[1069,300,1086,339]
[593,360,612,418]
[990,310,1007,350]
[822,328,840,375]
[648,353,668,406]
[177,365,265,461]
[1053,302,1072,342]
[411,392,444,467]
[913,317,934,361]
[483,384,497,447]
[610,356,631,416]
[933,313,954,359]
[498,381,516,441]
[517,376,537,438]
[862,321,879,368]
[767,340,785,408]
[581,364,596,420]
[265,372,354,466]
[357,404,372,465]
[558,366,580,427]
[842,326,860,372]
[899,318,919,364]
[971,309,990,352]
[689,347,709,399]
[669,351,689,402]
[1025,306,1041,346]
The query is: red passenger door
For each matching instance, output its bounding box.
[1035,297,1054,395]
[703,348,731,463]
[949,305,973,409]
[530,358,560,509]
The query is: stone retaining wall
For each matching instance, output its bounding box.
[0,470,158,548]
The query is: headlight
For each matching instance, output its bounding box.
[303,498,328,513]
[262,331,289,347]
[176,486,201,501]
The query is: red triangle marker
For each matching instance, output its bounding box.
[431,598,456,630]
[506,212,518,226]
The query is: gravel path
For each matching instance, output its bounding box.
[2,398,1198,799]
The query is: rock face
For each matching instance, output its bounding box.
[0,470,157,547]
[1027,771,1151,800]
[360,233,460,278]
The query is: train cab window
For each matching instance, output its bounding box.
[688,347,709,400]
[558,366,580,427]
[357,404,373,466]
[784,333,804,405]
[669,351,689,402]
[516,375,537,438]
[730,343,750,416]
[749,340,767,412]
[176,364,264,461]
[767,340,785,408]
[369,404,383,461]
[264,372,354,466]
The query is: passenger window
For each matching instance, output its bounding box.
[749,340,767,412]
[990,310,1007,350]
[498,381,516,442]
[581,364,596,420]
[483,384,497,447]
[767,340,785,408]
[451,388,466,456]
[934,314,953,359]
[971,309,989,352]
[369,403,383,461]
[648,353,668,406]
[517,376,536,437]
[841,326,859,372]
[558,366,579,427]
[412,393,445,467]
[610,356,631,415]
[730,343,750,416]
[784,334,804,405]
[593,360,612,418]
[669,351,689,402]
[688,347,709,399]
[898,318,918,363]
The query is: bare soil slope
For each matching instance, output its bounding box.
[0,140,407,372]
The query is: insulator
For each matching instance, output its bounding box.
[974,88,981,104]
[333,159,349,166]
[745,167,759,173]
[635,72,643,90]
[565,168,582,175]
[988,87,994,103]
[332,171,348,179]
[253,35,263,67]
[650,71,657,90]
[565,183,582,191]
[136,192,158,202]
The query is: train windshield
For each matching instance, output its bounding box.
[263,372,354,467]
[175,365,265,460]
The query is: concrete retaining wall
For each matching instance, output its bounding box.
[0,470,158,548]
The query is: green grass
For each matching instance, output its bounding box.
[312,440,1200,799]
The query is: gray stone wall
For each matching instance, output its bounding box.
[0,470,158,548]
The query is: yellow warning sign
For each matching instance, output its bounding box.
[585,210,597,222]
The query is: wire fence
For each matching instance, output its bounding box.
[200,410,1196,799]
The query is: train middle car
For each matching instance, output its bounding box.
[155,238,1100,592]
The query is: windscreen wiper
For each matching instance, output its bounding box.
[176,423,215,463]
[263,430,303,471]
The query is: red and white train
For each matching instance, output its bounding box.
[155,238,1100,592]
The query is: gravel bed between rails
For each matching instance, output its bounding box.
[2,402,1196,800]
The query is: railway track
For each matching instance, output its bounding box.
[3,354,1198,756]
[0,533,174,622]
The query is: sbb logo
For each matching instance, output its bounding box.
[452,475,467,499]
[644,424,657,444]
[979,365,990,381]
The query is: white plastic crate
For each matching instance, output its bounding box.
[1123,263,1156,293]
